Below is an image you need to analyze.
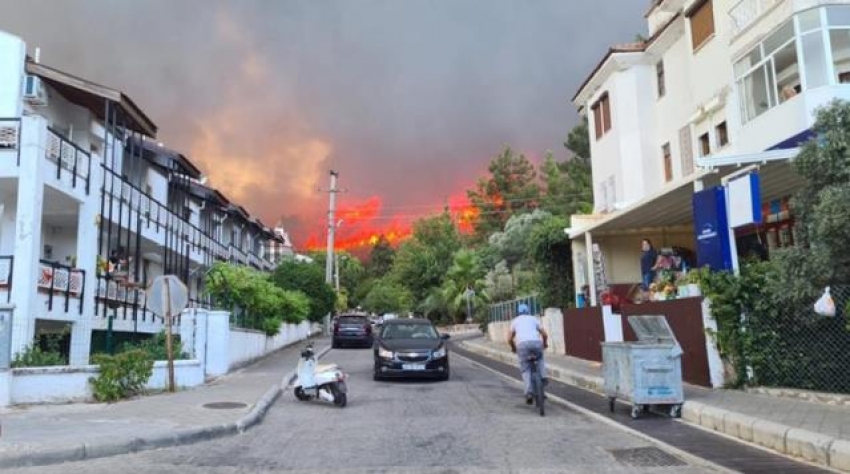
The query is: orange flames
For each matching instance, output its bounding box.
[302,192,478,252]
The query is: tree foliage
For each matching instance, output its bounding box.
[391,213,461,303]
[367,236,396,279]
[528,215,573,309]
[488,209,551,272]
[205,263,308,335]
[467,146,540,241]
[361,278,413,314]
[779,99,850,285]
[440,249,490,323]
[271,260,335,323]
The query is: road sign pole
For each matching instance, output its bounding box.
[165,278,175,393]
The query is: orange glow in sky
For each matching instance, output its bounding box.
[303,192,477,252]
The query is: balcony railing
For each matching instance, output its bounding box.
[100,167,274,272]
[729,0,782,36]
[102,167,212,258]
[37,260,85,314]
[46,127,92,194]
[0,118,21,165]
[0,255,12,303]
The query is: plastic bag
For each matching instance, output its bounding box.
[814,286,836,317]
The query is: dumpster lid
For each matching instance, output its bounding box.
[627,315,678,344]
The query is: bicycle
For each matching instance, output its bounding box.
[526,351,545,417]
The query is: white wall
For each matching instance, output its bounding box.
[228,321,313,370]
[146,359,204,390]
[10,365,97,404]
[0,30,25,118]
[10,360,205,404]
[146,167,169,204]
[41,224,77,264]
[25,82,94,153]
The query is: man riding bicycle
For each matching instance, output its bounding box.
[508,303,549,404]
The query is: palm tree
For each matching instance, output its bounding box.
[441,250,490,323]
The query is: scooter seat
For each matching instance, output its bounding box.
[315,364,339,372]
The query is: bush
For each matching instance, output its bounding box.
[90,349,154,402]
[119,331,187,361]
[12,333,67,367]
[12,344,66,368]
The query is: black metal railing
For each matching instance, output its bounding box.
[46,127,92,194]
[0,255,13,303]
[37,260,85,314]
[0,118,21,165]
[100,167,264,268]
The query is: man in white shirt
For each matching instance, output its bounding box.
[508,303,549,404]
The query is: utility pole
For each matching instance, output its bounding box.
[325,171,339,285]
[334,219,343,293]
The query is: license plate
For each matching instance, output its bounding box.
[402,363,425,371]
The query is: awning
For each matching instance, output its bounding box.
[570,149,805,240]
[569,170,711,239]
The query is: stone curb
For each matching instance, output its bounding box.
[459,339,850,472]
[0,342,331,469]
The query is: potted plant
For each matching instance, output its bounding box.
[680,268,708,297]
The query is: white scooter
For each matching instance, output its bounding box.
[293,342,348,407]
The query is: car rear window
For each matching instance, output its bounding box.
[381,323,438,340]
[338,316,367,324]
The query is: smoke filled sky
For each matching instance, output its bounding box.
[1,1,646,249]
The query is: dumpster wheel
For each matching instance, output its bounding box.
[608,397,616,413]
[631,405,642,419]
[670,404,682,419]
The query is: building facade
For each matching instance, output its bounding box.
[569,0,850,304]
[0,30,283,364]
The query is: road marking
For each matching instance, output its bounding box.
[452,351,735,474]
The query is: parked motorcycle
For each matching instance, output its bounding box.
[293,342,348,407]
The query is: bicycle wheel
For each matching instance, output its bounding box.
[532,363,545,416]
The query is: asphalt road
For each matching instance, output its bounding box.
[7,347,720,473]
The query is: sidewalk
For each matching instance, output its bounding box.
[460,337,850,472]
[0,338,329,469]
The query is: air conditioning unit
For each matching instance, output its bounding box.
[23,75,48,106]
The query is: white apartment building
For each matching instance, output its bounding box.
[0,30,283,365]
[266,221,295,264]
[569,0,850,304]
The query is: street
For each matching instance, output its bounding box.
[7,347,717,473]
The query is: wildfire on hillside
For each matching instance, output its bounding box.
[302,193,478,253]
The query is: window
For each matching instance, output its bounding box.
[661,143,672,183]
[735,19,800,122]
[689,0,715,51]
[830,28,850,83]
[656,60,666,97]
[716,122,728,147]
[591,93,612,140]
[699,132,710,156]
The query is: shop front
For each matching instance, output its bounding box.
[562,150,803,387]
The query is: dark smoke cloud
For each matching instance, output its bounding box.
[1,0,646,246]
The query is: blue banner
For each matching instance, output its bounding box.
[693,186,733,271]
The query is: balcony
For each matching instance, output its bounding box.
[0,118,21,165]
[729,0,782,36]
[0,119,91,196]
[45,127,91,194]
[37,260,85,315]
[101,167,210,265]
[0,255,12,303]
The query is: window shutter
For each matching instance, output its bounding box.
[689,0,715,50]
